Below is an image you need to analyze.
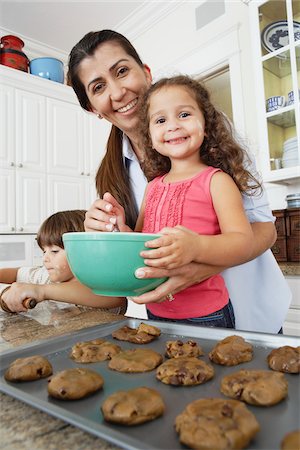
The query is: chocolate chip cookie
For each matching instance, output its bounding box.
[112,323,160,344]
[101,386,165,425]
[108,348,163,373]
[165,340,204,358]
[156,356,214,386]
[267,346,300,374]
[281,430,300,450]
[4,355,53,382]
[70,339,121,363]
[175,398,260,449]
[209,335,253,366]
[220,369,288,406]
[47,368,104,400]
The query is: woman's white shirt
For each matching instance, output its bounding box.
[122,135,291,333]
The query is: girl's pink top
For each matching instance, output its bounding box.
[142,166,228,319]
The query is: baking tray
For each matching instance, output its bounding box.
[0,318,299,450]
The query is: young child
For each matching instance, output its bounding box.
[0,210,125,314]
[113,75,264,328]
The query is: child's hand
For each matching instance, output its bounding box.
[1,283,43,313]
[140,225,199,269]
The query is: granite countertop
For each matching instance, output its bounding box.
[279,262,300,277]
[0,302,125,450]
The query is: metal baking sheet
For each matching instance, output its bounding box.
[0,318,299,450]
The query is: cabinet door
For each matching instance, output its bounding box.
[83,112,110,176]
[15,170,47,233]
[47,98,84,177]
[47,174,87,214]
[0,168,16,233]
[0,84,14,169]
[15,89,46,172]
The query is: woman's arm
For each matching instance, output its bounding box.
[0,268,19,284]
[1,280,125,313]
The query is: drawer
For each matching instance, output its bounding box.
[271,237,287,262]
[287,236,300,262]
[273,210,286,236]
[286,209,300,236]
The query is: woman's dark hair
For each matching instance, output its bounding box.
[68,30,144,227]
[138,75,262,194]
[37,210,86,250]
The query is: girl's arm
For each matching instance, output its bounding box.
[0,268,19,284]
[141,172,254,269]
[1,280,126,313]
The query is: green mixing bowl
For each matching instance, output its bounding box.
[63,232,167,296]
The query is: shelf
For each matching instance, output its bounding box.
[263,165,300,184]
[267,107,296,127]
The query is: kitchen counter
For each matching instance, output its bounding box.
[0,302,124,450]
[279,262,300,277]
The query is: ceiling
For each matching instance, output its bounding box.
[0,0,147,55]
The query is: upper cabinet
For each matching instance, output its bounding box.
[249,0,299,183]
[0,65,106,233]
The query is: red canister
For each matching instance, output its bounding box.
[0,35,29,72]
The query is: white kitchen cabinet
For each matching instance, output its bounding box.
[0,64,105,233]
[249,0,300,184]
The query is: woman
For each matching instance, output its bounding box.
[2,30,291,332]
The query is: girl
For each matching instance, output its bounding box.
[112,75,263,327]
[0,210,125,314]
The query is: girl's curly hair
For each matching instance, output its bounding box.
[138,75,261,195]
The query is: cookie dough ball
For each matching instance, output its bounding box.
[267,346,300,374]
[101,386,165,425]
[165,339,204,358]
[175,398,260,449]
[221,369,288,406]
[112,325,158,344]
[281,430,300,450]
[48,368,104,400]
[156,356,214,386]
[70,339,121,363]
[137,322,161,336]
[209,335,253,366]
[108,348,163,373]
[4,355,53,382]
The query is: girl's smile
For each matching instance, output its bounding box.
[148,85,206,166]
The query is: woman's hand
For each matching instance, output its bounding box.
[131,262,225,304]
[84,193,131,232]
[1,283,45,313]
[140,225,199,269]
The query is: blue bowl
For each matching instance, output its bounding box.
[63,232,168,297]
[30,57,64,83]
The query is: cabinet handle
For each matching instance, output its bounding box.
[19,227,24,231]
[80,171,84,175]
[18,163,23,168]
[10,162,15,167]
[11,227,15,231]
[86,172,90,176]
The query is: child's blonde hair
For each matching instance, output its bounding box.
[139,75,261,194]
[37,210,86,249]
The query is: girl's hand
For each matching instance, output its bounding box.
[84,193,131,232]
[140,225,199,269]
[131,261,222,304]
[1,283,45,313]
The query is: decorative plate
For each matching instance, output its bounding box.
[261,20,300,53]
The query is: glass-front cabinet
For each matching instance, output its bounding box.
[250,0,300,182]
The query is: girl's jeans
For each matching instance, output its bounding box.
[147,300,235,329]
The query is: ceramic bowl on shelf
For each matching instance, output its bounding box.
[30,57,64,83]
[266,95,285,112]
[62,232,167,297]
